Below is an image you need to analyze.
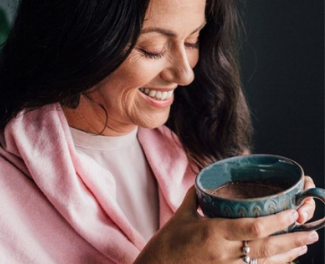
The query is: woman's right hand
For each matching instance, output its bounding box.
[134,186,319,264]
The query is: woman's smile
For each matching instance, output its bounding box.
[139,87,175,108]
[139,88,174,101]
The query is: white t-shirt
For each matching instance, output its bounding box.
[69,127,159,241]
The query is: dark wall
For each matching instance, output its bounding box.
[237,1,324,263]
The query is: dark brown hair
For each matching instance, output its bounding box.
[166,0,252,169]
[0,0,150,125]
[0,0,252,169]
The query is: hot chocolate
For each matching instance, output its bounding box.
[211,181,284,199]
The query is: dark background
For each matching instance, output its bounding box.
[237,1,324,263]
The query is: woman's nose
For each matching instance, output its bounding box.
[160,49,195,86]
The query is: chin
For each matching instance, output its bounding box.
[139,115,169,129]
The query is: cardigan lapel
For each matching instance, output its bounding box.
[138,126,197,227]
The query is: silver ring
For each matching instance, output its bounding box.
[242,241,257,263]
[242,241,251,263]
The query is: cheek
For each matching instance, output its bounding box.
[114,57,163,87]
[93,53,164,106]
[94,67,156,107]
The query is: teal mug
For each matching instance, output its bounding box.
[195,154,325,232]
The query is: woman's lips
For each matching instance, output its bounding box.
[139,88,174,100]
[139,87,175,108]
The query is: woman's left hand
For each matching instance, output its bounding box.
[297,176,316,224]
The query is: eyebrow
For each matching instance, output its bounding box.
[141,21,207,37]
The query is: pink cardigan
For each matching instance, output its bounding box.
[0,104,196,263]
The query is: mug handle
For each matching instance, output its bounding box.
[291,188,325,232]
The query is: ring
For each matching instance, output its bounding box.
[242,241,256,263]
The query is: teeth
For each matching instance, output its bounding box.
[140,88,174,100]
[156,91,162,99]
[149,90,156,97]
[161,92,167,100]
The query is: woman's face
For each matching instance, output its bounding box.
[66,0,206,136]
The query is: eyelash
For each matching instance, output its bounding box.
[185,42,200,49]
[141,49,165,59]
[140,41,199,59]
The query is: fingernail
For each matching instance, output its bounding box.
[290,210,299,222]
[298,246,308,256]
[308,231,319,244]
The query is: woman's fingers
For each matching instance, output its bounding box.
[297,197,316,223]
[247,230,318,260]
[304,176,316,189]
[297,176,316,223]
[218,209,299,241]
[258,246,308,264]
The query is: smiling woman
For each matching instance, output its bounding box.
[63,0,205,136]
[0,0,319,263]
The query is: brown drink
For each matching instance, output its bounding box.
[211,181,284,199]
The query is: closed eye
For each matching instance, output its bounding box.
[185,41,199,49]
[139,49,165,59]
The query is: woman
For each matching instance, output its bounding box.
[0,0,317,263]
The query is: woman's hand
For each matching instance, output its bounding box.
[134,186,319,264]
[297,176,316,224]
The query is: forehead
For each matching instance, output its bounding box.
[144,0,206,29]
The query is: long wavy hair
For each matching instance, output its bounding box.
[0,0,252,169]
[167,0,252,168]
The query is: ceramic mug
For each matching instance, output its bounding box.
[195,154,325,232]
